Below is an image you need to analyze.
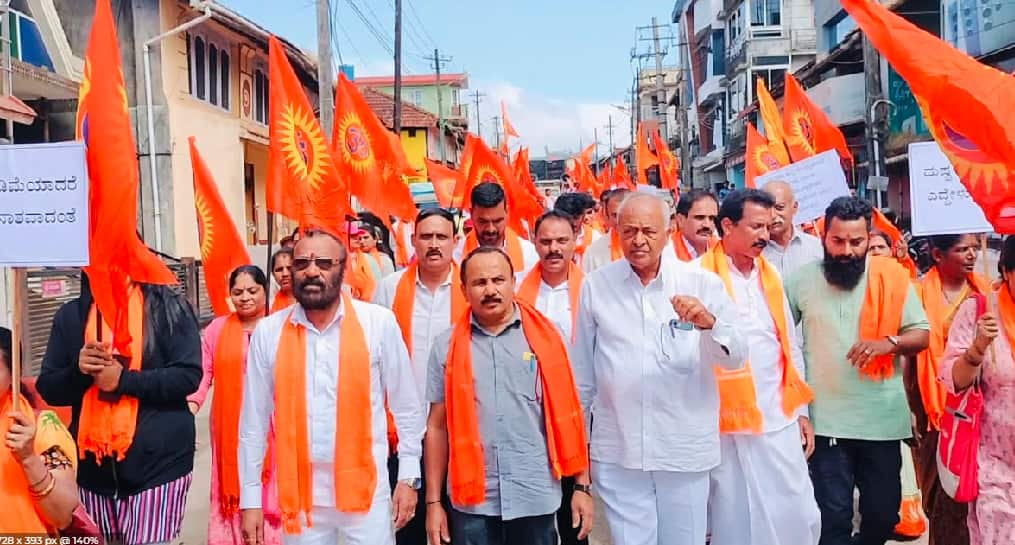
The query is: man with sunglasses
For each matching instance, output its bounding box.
[239,229,425,545]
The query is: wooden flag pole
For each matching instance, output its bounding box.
[8,267,23,404]
[981,235,998,368]
[265,212,275,317]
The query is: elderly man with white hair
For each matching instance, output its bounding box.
[572,193,747,545]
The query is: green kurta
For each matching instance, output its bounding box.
[786,260,929,441]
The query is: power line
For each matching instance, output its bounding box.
[343,0,394,56]
[406,0,438,49]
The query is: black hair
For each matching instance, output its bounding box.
[415,207,456,228]
[534,209,578,235]
[999,236,1015,276]
[460,246,515,285]
[929,234,969,253]
[471,182,506,209]
[675,189,718,216]
[599,189,613,203]
[823,196,873,231]
[270,248,293,270]
[229,265,269,291]
[715,189,775,237]
[869,230,891,247]
[554,192,596,217]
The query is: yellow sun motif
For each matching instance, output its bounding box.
[195,193,215,260]
[786,108,816,156]
[916,96,1008,195]
[473,166,502,186]
[752,144,783,174]
[279,102,332,191]
[335,111,377,175]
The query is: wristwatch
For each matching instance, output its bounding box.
[400,478,422,490]
[573,483,592,495]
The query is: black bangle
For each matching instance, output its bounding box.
[573,483,592,495]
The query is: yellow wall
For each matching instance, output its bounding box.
[400,129,428,182]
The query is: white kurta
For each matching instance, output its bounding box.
[513,273,575,343]
[703,257,820,545]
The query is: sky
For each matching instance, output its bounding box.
[220,0,681,158]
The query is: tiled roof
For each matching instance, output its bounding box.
[362,87,437,129]
[355,73,469,87]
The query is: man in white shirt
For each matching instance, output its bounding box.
[516,209,584,342]
[582,188,630,273]
[453,182,539,272]
[573,193,747,545]
[762,180,823,278]
[698,189,820,545]
[239,229,425,545]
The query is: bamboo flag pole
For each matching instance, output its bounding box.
[981,234,998,368]
[8,267,22,404]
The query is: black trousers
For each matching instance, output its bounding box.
[450,510,557,545]
[809,436,903,545]
[388,454,428,545]
[557,476,589,545]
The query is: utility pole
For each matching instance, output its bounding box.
[424,48,453,163]
[316,0,335,136]
[492,115,502,149]
[650,17,669,141]
[593,127,600,175]
[470,90,485,137]
[393,0,402,135]
[604,115,615,160]
[863,36,888,207]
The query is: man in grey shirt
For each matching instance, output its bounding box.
[423,247,594,545]
[762,180,824,278]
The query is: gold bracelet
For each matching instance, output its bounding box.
[30,472,56,499]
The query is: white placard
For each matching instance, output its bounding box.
[756,150,850,222]
[0,142,89,267]
[908,141,991,236]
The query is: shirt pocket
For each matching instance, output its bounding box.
[656,320,697,375]
[503,351,541,403]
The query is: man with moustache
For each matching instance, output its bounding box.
[672,189,719,261]
[374,208,466,545]
[454,182,539,273]
[573,193,746,545]
[424,247,594,545]
[554,192,600,264]
[699,189,820,545]
[762,180,823,278]
[582,188,631,273]
[785,197,929,545]
[239,229,425,544]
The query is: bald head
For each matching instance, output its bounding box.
[763,180,799,242]
[617,193,671,232]
[617,194,671,273]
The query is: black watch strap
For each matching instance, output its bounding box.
[573,483,592,495]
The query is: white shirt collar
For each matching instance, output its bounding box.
[289,299,345,334]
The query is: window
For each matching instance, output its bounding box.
[711,30,726,76]
[825,12,857,49]
[254,68,269,125]
[752,67,786,95]
[412,89,424,106]
[727,5,743,46]
[750,0,781,27]
[188,33,231,111]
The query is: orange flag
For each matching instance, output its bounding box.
[76,0,176,356]
[189,137,253,316]
[613,154,635,189]
[782,74,853,164]
[636,123,659,186]
[267,36,350,235]
[653,129,680,190]
[872,208,919,278]
[598,161,613,190]
[745,121,788,188]
[463,134,540,233]
[426,159,463,208]
[452,135,477,206]
[501,101,519,138]
[756,78,791,166]
[513,147,543,209]
[334,73,417,228]
[842,0,1015,233]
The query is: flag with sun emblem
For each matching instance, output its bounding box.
[756,79,791,166]
[189,137,252,316]
[653,128,680,191]
[463,134,541,233]
[425,159,463,208]
[782,74,853,165]
[267,36,350,235]
[745,121,789,188]
[334,73,417,227]
[841,0,1015,233]
[76,0,176,356]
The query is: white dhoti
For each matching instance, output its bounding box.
[593,461,710,545]
[708,423,821,545]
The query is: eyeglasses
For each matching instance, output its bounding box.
[292,257,345,271]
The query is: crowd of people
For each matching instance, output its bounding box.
[3,180,1014,545]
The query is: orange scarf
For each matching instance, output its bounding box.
[997,285,1015,360]
[916,269,989,430]
[463,229,525,271]
[700,243,813,432]
[609,231,623,261]
[274,294,374,533]
[445,301,589,505]
[212,314,273,517]
[394,222,411,268]
[271,290,295,314]
[516,262,584,343]
[575,227,594,257]
[0,393,49,534]
[392,264,467,355]
[346,252,377,302]
[79,286,144,461]
[671,232,695,262]
[857,256,911,380]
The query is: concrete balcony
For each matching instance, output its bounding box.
[806,72,865,126]
[698,74,726,106]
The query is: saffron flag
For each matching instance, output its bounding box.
[188,137,252,316]
[653,129,680,190]
[426,159,462,208]
[452,135,477,206]
[463,134,541,233]
[872,208,919,278]
[613,154,635,189]
[745,121,788,188]
[782,74,853,164]
[841,0,1015,232]
[756,78,791,166]
[334,73,417,228]
[76,0,176,356]
[636,123,659,186]
[502,101,519,138]
[267,36,350,234]
[513,147,543,209]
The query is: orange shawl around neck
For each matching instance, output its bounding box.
[996,285,1015,363]
[271,290,295,314]
[394,222,411,268]
[516,261,584,343]
[700,243,813,432]
[463,229,525,270]
[346,251,377,302]
[671,232,695,261]
[609,231,623,262]
[79,286,144,461]
[916,268,990,430]
[274,293,373,533]
[445,301,589,505]
[392,264,467,355]
[0,393,49,534]
[857,256,912,380]
[575,227,594,257]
